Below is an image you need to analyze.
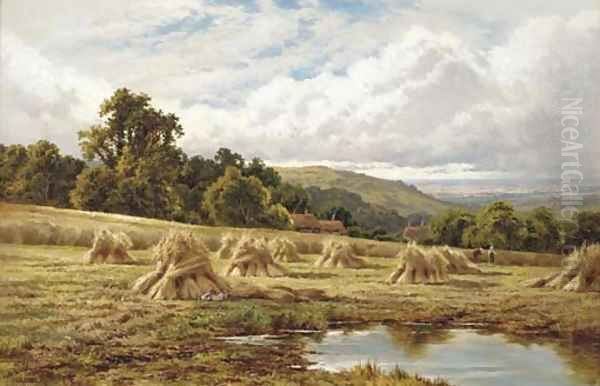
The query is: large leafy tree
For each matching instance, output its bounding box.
[79,88,183,167]
[203,166,283,227]
[70,166,118,212]
[271,182,311,213]
[431,209,476,247]
[572,210,600,245]
[174,155,220,222]
[520,207,561,252]
[203,166,290,228]
[464,201,524,249]
[214,148,244,175]
[1,141,84,206]
[0,144,28,199]
[73,88,184,218]
[243,157,281,188]
[322,206,355,227]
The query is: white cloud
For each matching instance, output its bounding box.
[1,1,599,180]
[1,32,112,154]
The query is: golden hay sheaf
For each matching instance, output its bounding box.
[215,234,238,260]
[223,237,288,277]
[387,243,449,285]
[269,237,302,263]
[83,229,135,264]
[525,244,600,292]
[132,231,230,300]
[314,240,367,269]
[436,246,482,274]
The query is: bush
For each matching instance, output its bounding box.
[218,305,273,335]
[271,307,328,331]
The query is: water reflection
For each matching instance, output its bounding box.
[305,325,600,386]
[386,324,453,359]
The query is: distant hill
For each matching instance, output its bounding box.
[276,166,455,216]
[306,186,406,235]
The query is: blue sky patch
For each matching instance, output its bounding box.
[149,12,216,38]
[255,45,284,59]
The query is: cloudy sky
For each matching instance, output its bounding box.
[1,0,599,181]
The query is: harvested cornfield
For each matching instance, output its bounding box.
[525,244,600,292]
[387,243,448,285]
[314,240,367,268]
[132,231,230,300]
[269,237,301,263]
[351,241,402,258]
[215,234,238,259]
[83,229,135,264]
[293,237,324,255]
[436,246,482,274]
[224,237,288,277]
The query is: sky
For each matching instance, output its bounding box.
[1,0,599,181]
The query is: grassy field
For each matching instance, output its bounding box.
[1,203,599,385]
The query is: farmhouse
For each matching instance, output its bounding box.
[318,220,348,235]
[290,213,321,233]
[290,213,348,235]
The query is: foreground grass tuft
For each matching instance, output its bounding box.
[0,336,33,356]
[341,362,451,386]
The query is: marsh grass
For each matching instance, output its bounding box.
[344,362,451,386]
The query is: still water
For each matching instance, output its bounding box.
[305,325,600,386]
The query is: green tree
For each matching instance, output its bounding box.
[52,155,86,207]
[520,207,561,252]
[264,203,291,229]
[243,157,281,188]
[214,148,244,175]
[271,182,311,213]
[431,209,476,247]
[73,88,184,217]
[79,88,183,167]
[173,155,220,222]
[110,147,183,218]
[0,144,28,200]
[573,210,600,245]
[69,166,118,212]
[203,167,272,227]
[322,206,355,227]
[3,141,85,207]
[11,141,61,204]
[465,201,524,250]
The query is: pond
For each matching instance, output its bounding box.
[305,325,600,386]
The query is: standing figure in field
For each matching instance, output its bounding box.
[472,248,483,263]
[488,244,496,264]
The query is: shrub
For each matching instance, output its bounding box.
[218,305,273,335]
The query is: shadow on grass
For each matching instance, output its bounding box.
[365,263,387,270]
[478,270,513,276]
[289,271,338,280]
[447,279,499,289]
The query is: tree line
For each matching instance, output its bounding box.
[430,201,600,253]
[0,88,411,238]
[0,88,314,229]
[3,88,598,249]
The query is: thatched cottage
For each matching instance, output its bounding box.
[290,213,321,233]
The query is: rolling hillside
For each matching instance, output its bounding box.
[276,166,456,216]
